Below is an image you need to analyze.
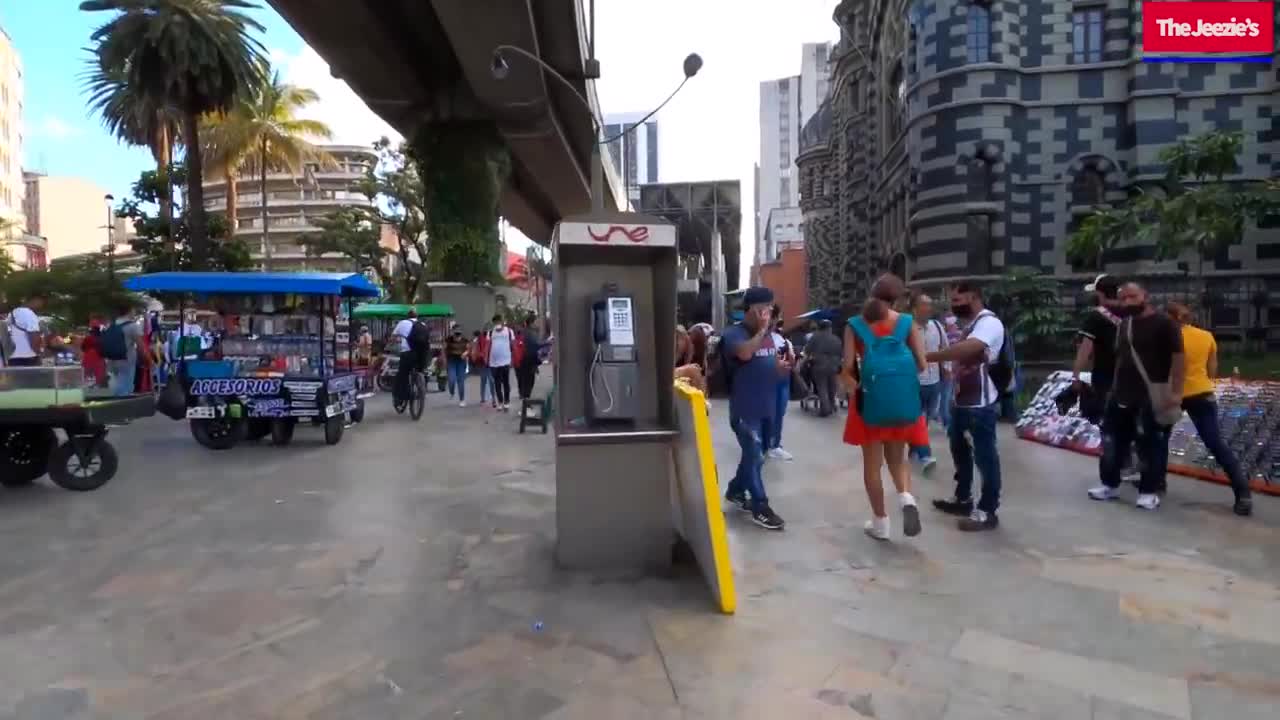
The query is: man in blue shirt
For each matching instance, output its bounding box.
[721,287,786,530]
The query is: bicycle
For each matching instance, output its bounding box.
[392,369,427,421]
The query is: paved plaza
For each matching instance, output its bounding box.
[1,383,1278,719]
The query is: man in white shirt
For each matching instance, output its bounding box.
[487,314,515,411]
[391,309,420,405]
[909,293,948,475]
[925,282,1005,532]
[4,294,47,367]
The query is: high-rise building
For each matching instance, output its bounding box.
[0,25,39,268]
[23,172,127,261]
[755,42,832,270]
[202,145,380,272]
[601,112,659,204]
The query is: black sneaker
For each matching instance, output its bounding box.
[724,491,751,514]
[958,509,999,532]
[752,506,785,531]
[1234,498,1253,517]
[932,497,974,516]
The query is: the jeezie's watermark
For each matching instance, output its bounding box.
[1142,1,1275,62]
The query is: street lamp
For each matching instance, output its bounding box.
[489,44,702,212]
[104,193,115,279]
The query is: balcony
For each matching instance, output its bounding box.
[205,193,373,211]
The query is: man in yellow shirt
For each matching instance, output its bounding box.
[1168,304,1251,517]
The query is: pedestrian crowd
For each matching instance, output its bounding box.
[715,271,1254,538]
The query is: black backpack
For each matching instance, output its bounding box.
[969,312,1015,397]
[101,321,129,361]
[408,320,430,352]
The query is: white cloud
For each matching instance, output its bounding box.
[38,116,83,140]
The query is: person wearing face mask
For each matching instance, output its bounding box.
[1087,281,1184,511]
[444,323,470,407]
[925,282,1007,532]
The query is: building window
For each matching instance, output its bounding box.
[1072,8,1104,63]
[967,157,993,202]
[967,3,991,63]
[1072,168,1106,206]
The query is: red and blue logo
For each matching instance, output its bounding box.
[1142,1,1275,63]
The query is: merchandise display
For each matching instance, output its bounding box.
[1017,371,1279,495]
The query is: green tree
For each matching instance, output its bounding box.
[302,138,430,300]
[81,0,267,269]
[117,164,253,272]
[81,62,181,228]
[202,70,334,266]
[409,122,510,283]
[987,270,1072,361]
[296,207,396,296]
[1069,130,1278,278]
[2,258,137,328]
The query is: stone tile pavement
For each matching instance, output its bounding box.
[0,380,1277,719]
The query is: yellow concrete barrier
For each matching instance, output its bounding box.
[671,381,736,614]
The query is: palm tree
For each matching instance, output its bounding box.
[81,63,182,225]
[81,0,267,269]
[201,71,335,269]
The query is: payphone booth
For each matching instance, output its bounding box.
[552,212,679,574]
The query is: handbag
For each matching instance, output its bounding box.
[1123,318,1182,426]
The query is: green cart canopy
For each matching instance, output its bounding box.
[351,303,454,319]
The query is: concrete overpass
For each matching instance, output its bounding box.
[267,0,626,244]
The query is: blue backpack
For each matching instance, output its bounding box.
[849,314,921,427]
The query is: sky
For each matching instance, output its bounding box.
[1,0,839,282]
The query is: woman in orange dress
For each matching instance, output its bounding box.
[840,273,929,541]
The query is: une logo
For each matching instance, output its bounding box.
[587,225,650,243]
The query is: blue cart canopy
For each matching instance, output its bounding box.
[126,272,381,297]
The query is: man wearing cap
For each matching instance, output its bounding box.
[720,287,787,530]
[1073,274,1123,423]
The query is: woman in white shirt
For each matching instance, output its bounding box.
[486,314,515,411]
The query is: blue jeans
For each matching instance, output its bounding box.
[108,359,134,397]
[948,403,1002,514]
[446,357,467,402]
[767,381,789,449]
[1100,401,1170,496]
[727,414,769,512]
[475,365,491,403]
[1182,393,1249,500]
[911,382,944,461]
[937,378,953,429]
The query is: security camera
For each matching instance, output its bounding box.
[491,51,510,80]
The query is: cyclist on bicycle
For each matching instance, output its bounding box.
[392,309,429,405]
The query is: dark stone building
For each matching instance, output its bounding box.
[799,0,1280,312]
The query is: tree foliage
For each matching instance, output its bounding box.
[410,122,510,283]
[81,0,268,269]
[298,138,428,301]
[987,270,1072,361]
[117,164,253,273]
[0,258,138,329]
[1068,130,1278,274]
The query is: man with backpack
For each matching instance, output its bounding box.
[514,312,542,402]
[925,282,1009,532]
[391,309,428,406]
[102,302,145,397]
[720,286,786,531]
[2,293,48,367]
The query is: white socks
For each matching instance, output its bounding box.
[899,492,917,508]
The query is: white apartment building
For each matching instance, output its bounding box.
[203,145,379,272]
[602,112,659,205]
[755,42,831,268]
[0,25,41,269]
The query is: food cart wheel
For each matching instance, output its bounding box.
[190,417,243,450]
[246,418,272,442]
[47,436,119,492]
[0,426,56,486]
[270,418,296,446]
[324,415,345,445]
[349,400,365,424]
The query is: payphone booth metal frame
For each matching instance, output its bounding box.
[552,211,680,574]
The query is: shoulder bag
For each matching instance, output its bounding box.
[1123,318,1183,426]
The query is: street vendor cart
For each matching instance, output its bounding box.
[0,366,156,491]
[352,303,454,393]
[124,272,380,450]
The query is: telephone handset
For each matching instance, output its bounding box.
[587,290,638,421]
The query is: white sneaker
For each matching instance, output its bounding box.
[899,493,921,537]
[767,448,794,461]
[921,456,937,477]
[1088,486,1121,501]
[864,516,891,541]
[459,401,467,408]
[1135,493,1161,511]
